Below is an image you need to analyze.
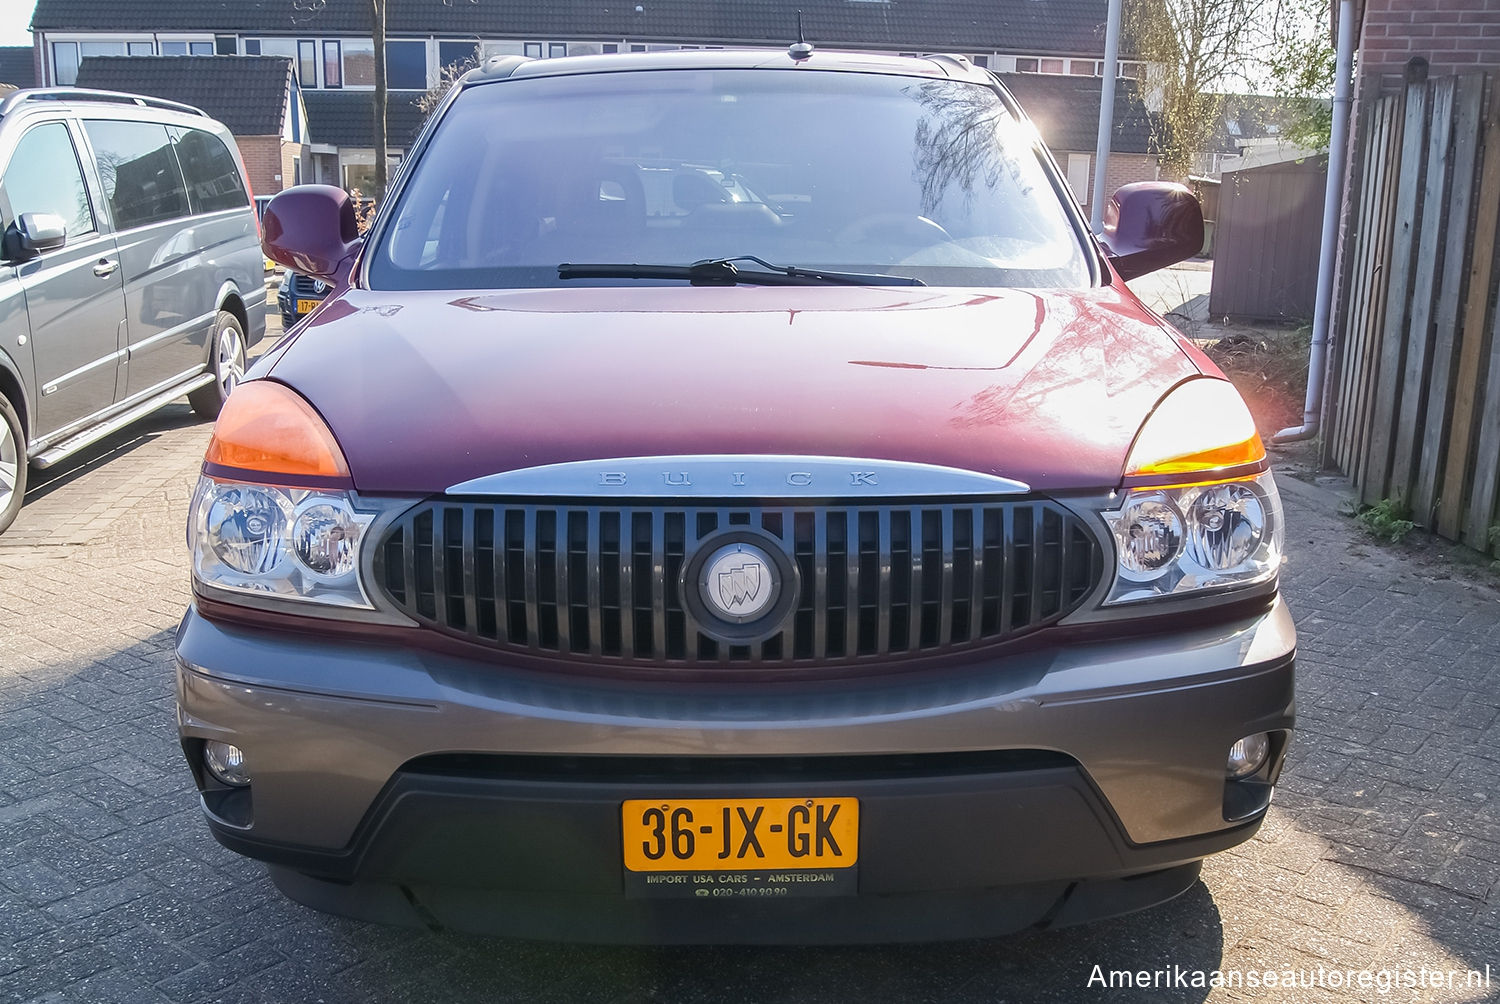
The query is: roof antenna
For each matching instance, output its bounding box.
[789,11,813,60]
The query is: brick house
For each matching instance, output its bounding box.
[1355,0,1500,94]
[72,55,309,197]
[28,0,1160,213]
[1001,73,1160,210]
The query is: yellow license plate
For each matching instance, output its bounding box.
[296,298,321,313]
[622,797,858,872]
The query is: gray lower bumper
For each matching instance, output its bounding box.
[175,598,1295,854]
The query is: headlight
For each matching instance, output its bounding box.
[190,475,375,608]
[1101,471,1282,604]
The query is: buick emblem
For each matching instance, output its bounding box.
[700,542,778,624]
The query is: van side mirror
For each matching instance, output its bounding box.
[1098,182,1205,282]
[261,185,363,282]
[3,212,68,262]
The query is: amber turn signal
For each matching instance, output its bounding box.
[1124,378,1265,478]
[205,381,350,479]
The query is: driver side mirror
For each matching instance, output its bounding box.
[3,212,68,262]
[1098,182,1205,282]
[261,185,363,282]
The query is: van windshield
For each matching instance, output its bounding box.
[370,69,1092,290]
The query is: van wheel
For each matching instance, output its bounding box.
[0,393,26,537]
[189,311,247,418]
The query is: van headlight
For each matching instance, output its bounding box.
[190,475,374,608]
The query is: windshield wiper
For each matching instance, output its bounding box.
[558,255,924,287]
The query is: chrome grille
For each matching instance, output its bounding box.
[374,500,1103,666]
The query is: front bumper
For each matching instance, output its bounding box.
[175,598,1295,941]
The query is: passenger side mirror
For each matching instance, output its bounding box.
[261,185,363,282]
[1098,182,1205,282]
[3,212,68,262]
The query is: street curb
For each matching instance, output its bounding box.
[1273,468,1354,515]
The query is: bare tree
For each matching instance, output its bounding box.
[1266,0,1335,151]
[1126,0,1275,177]
[293,0,478,199]
[371,0,388,198]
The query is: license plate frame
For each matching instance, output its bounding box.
[622,797,858,899]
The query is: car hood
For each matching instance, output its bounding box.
[262,285,1201,494]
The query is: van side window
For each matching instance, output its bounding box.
[173,128,249,214]
[3,122,96,239]
[82,120,191,231]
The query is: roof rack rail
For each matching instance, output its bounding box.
[0,87,207,119]
[922,53,978,77]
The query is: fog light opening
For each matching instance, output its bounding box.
[204,740,251,787]
[1226,733,1271,780]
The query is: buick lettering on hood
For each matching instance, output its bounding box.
[174,48,1294,944]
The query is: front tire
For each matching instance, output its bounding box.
[189,310,247,418]
[0,393,27,537]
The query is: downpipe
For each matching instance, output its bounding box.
[1273,0,1357,444]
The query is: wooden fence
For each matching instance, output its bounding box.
[1326,70,1500,552]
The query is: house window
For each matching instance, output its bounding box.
[524,43,543,58]
[215,35,237,55]
[603,43,619,54]
[438,40,480,72]
[630,44,646,53]
[323,40,343,87]
[1068,60,1096,76]
[971,55,988,68]
[81,41,126,59]
[386,40,426,88]
[161,41,213,56]
[53,42,80,84]
[343,40,375,85]
[128,42,153,56]
[1065,153,1091,205]
[1039,58,1065,74]
[1014,57,1038,73]
[298,40,317,86]
[244,39,261,55]
[549,43,567,59]
[1119,61,1142,79]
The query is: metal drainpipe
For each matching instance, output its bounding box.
[1090,0,1124,234]
[1272,0,1357,444]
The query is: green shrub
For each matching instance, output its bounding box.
[1355,498,1416,544]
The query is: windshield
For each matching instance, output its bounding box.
[370,69,1092,290]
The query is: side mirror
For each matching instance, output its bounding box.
[1099,182,1205,282]
[261,185,363,282]
[3,212,68,262]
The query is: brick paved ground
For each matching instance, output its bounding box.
[1,360,1498,1001]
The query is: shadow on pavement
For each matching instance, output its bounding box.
[23,404,207,504]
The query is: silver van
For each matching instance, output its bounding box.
[0,88,266,535]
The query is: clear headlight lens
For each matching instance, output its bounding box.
[1102,471,1282,604]
[190,475,374,608]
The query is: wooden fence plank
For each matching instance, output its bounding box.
[1331,96,1385,469]
[1390,77,1455,505]
[1363,80,1431,505]
[1438,76,1500,540]
[1352,96,1410,491]
[1463,304,1500,550]
[1322,92,1375,471]
[1414,74,1485,525]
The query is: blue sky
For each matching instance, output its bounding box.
[1,2,36,47]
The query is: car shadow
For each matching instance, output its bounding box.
[23,403,205,503]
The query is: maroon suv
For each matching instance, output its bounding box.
[175,49,1294,943]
